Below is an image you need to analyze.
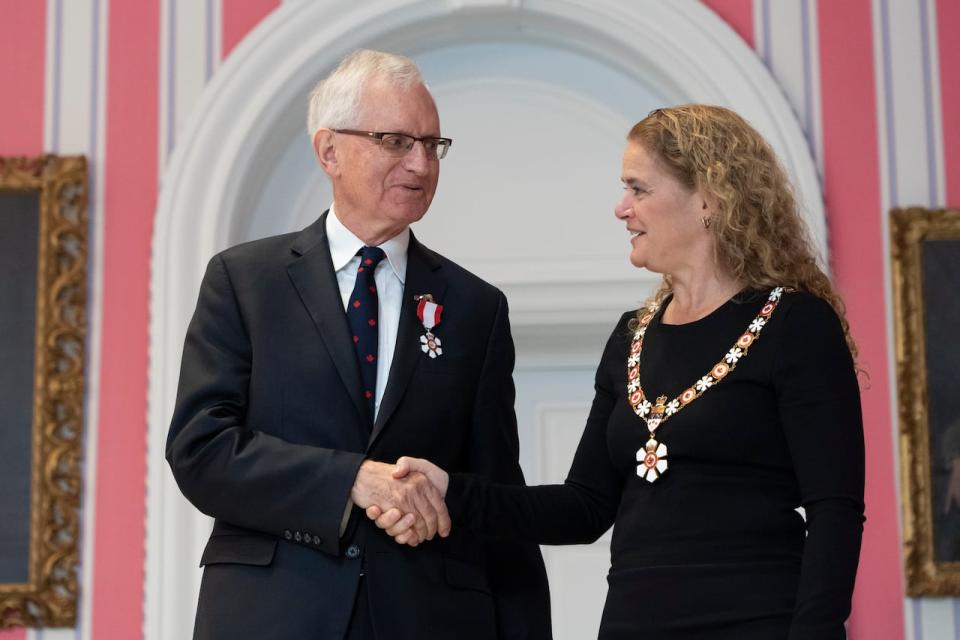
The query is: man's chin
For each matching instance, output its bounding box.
[387,204,431,225]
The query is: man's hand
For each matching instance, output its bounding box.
[365,457,451,546]
[351,460,451,545]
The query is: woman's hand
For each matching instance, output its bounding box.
[366,457,451,546]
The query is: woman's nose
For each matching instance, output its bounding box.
[614,193,632,219]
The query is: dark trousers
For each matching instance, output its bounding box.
[345,577,376,640]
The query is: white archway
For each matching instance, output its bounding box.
[146,2,825,637]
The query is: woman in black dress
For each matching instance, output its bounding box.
[369,104,864,639]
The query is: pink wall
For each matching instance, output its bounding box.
[817,2,902,637]
[91,1,159,636]
[702,0,755,47]
[222,0,279,57]
[0,0,954,637]
[939,0,960,204]
[0,3,45,156]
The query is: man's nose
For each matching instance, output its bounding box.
[402,141,432,175]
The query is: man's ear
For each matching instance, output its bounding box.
[313,129,339,178]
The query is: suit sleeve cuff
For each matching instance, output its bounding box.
[445,472,476,525]
[340,498,354,537]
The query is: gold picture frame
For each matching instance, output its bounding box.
[0,156,87,627]
[892,207,960,595]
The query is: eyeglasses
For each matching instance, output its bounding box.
[333,129,453,160]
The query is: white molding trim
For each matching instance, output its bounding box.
[534,401,608,638]
[146,1,825,637]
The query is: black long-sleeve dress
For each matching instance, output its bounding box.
[445,289,865,640]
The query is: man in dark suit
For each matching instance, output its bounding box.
[166,50,552,639]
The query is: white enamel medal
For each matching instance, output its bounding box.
[637,438,668,483]
[416,295,444,359]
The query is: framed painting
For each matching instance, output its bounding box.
[0,155,87,626]
[892,207,960,595]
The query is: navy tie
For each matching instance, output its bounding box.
[347,246,386,422]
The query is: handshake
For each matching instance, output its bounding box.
[350,456,451,547]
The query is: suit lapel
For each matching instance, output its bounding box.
[286,211,371,426]
[369,235,447,446]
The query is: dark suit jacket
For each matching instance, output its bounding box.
[166,212,552,639]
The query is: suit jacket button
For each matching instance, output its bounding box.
[346,544,360,559]
[284,530,292,540]
[295,531,302,542]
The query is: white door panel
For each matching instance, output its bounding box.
[515,369,611,638]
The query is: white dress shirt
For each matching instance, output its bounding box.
[326,204,409,421]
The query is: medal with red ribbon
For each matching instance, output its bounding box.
[416,295,443,358]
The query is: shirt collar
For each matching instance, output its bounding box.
[326,203,409,284]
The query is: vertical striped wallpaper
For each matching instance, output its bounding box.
[817,1,898,637]
[0,0,956,637]
[93,1,158,637]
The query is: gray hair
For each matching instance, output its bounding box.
[306,49,425,139]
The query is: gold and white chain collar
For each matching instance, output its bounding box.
[627,287,785,482]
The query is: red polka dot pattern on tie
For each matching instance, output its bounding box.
[346,245,386,424]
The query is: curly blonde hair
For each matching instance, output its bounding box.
[629,104,858,360]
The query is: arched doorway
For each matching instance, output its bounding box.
[146,2,824,637]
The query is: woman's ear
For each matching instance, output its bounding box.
[699,190,719,216]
